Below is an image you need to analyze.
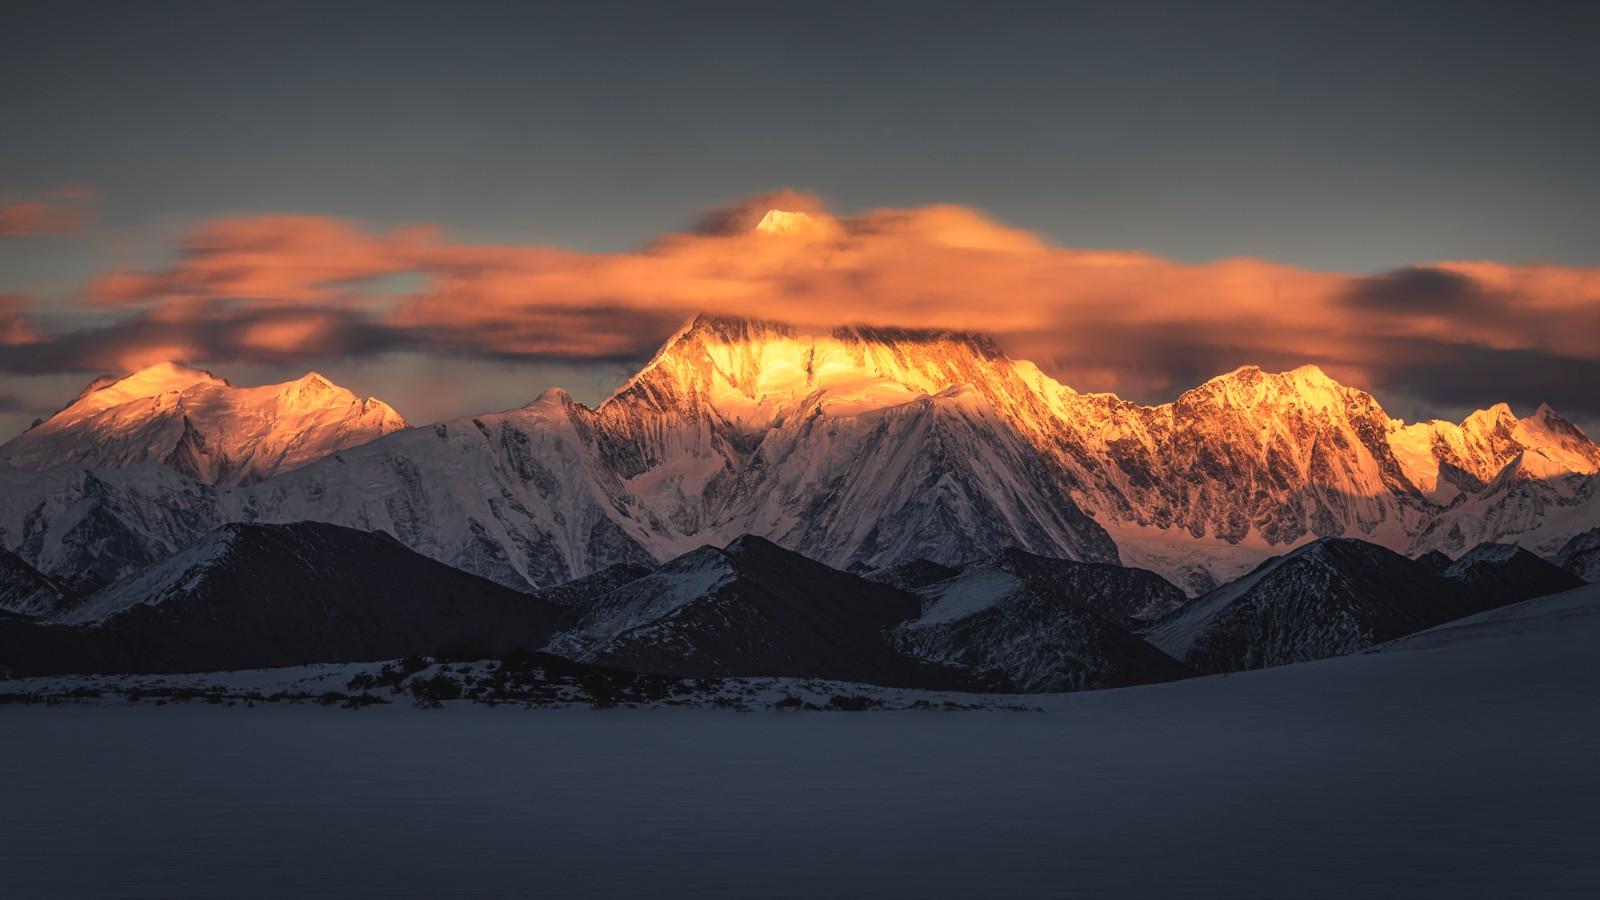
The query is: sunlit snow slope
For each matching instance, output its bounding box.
[1,362,406,486]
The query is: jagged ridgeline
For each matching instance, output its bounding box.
[2,314,1598,597]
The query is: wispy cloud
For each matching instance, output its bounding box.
[0,185,95,236]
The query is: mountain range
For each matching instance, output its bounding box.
[2,515,1579,692]
[1144,537,1581,674]
[2,314,1596,598]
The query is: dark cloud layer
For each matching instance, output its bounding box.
[1376,340,1600,422]
[1342,266,1492,314]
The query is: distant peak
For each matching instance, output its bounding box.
[5,362,406,485]
[1462,402,1517,432]
[1193,363,1361,412]
[528,386,573,409]
[120,360,221,386]
[71,361,224,408]
[283,371,335,395]
[276,371,363,410]
[1211,363,1336,386]
[685,313,794,341]
[754,209,814,235]
[1286,363,1334,382]
[833,324,1006,359]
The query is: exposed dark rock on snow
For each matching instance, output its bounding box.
[863,559,961,591]
[981,548,1189,626]
[1552,528,1600,583]
[0,522,567,676]
[0,548,65,618]
[1440,542,1584,606]
[1414,549,1453,574]
[552,536,993,690]
[1146,538,1483,674]
[536,563,654,607]
[893,552,1191,692]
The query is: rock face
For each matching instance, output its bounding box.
[0,548,64,618]
[550,536,983,689]
[893,552,1190,692]
[1551,528,1600,583]
[0,462,224,593]
[535,563,654,608]
[978,548,1189,626]
[2,314,1597,593]
[1415,550,1454,574]
[1,362,406,486]
[1439,542,1585,605]
[0,522,567,675]
[1145,538,1481,674]
[864,559,961,591]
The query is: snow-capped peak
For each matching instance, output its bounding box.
[1186,362,1358,414]
[604,313,1028,426]
[67,361,224,420]
[754,209,814,234]
[1387,397,1599,497]
[2,364,408,485]
[1510,403,1600,478]
[278,371,339,404]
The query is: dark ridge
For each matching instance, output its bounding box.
[0,522,570,676]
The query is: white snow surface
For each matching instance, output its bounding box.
[3,580,1598,898]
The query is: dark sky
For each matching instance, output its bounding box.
[2,0,1598,433]
[7,0,1598,266]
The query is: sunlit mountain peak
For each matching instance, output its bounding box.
[753,209,814,235]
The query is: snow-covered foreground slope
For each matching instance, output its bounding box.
[1,362,406,486]
[4,585,1597,898]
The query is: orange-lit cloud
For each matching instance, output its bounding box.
[0,186,95,236]
[8,191,1600,421]
[0,294,44,345]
